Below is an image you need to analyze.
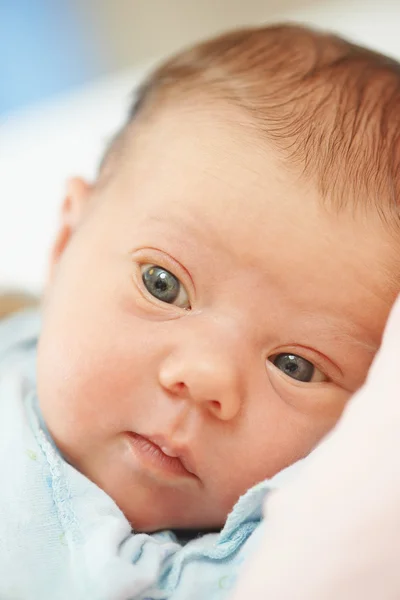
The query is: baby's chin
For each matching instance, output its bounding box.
[65,450,227,533]
[114,486,228,533]
[127,498,227,533]
[131,511,225,534]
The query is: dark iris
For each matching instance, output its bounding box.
[142,266,180,304]
[273,353,315,382]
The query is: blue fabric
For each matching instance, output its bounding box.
[0,2,103,114]
[0,310,300,599]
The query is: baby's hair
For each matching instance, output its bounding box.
[100,23,400,231]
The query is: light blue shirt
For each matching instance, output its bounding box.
[0,310,298,600]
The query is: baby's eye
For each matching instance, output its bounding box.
[141,265,190,309]
[269,353,327,383]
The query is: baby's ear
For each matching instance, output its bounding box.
[48,177,92,280]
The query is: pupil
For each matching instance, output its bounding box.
[285,360,298,374]
[155,273,168,291]
[143,266,180,304]
[273,353,314,382]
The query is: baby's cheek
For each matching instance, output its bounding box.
[222,389,350,496]
[37,326,107,454]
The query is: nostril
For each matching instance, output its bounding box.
[173,381,186,395]
[209,399,221,413]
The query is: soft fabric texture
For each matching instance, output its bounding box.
[0,310,296,600]
[232,294,400,600]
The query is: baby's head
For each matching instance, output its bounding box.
[37,24,400,532]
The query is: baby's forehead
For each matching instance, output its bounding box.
[107,101,390,250]
[102,107,388,266]
[117,100,287,196]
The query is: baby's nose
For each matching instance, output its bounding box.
[158,340,242,421]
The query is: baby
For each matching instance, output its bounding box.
[1,23,400,599]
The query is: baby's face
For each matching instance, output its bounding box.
[38,103,395,531]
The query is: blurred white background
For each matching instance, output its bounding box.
[1,0,400,293]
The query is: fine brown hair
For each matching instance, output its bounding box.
[101,24,400,231]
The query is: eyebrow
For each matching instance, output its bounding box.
[145,212,226,254]
[296,311,380,355]
[148,212,209,236]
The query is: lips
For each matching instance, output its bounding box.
[125,432,198,479]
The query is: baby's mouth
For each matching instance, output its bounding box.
[125,432,198,480]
